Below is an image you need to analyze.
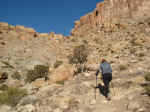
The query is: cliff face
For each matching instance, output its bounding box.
[71,0,150,36]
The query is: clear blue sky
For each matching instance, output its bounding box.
[0,0,103,36]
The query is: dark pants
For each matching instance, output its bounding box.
[102,73,112,97]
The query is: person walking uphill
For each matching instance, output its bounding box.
[95,58,112,100]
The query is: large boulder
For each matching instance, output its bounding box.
[49,64,75,84]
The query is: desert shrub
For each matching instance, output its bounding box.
[145,72,150,81]
[73,66,82,76]
[11,71,21,80]
[0,84,8,91]
[145,86,150,95]
[73,65,87,76]
[54,60,63,68]
[56,80,65,85]
[71,38,76,42]
[82,40,88,44]
[144,72,150,95]
[68,44,88,65]
[68,44,88,75]
[25,65,49,83]
[119,64,128,71]
[0,86,27,106]
[138,52,145,57]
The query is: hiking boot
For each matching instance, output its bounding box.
[106,93,111,101]
[106,96,111,101]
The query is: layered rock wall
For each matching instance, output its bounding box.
[71,0,150,36]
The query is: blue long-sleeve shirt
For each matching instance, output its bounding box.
[96,62,112,76]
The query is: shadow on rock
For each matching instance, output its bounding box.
[96,83,108,98]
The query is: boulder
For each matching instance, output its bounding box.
[19,95,39,106]
[31,78,47,88]
[49,64,75,84]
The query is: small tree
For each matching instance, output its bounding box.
[68,44,89,74]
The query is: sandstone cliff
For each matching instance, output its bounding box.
[71,0,150,36]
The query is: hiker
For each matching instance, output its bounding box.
[95,58,112,100]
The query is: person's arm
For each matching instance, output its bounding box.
[109,63,112,73]
[100,64,103,75]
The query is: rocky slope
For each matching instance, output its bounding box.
[0,0,150,112]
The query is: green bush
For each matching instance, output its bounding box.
[54,60,63,68]
[119,64,128,71]
[25,65,49,83]
[0,86,27,106]
[68,44,88,65]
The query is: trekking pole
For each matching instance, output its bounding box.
[95,75,98,100]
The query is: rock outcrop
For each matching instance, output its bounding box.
[71,0,150,36]
[0,22,64,40]
[0,22,35,34]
